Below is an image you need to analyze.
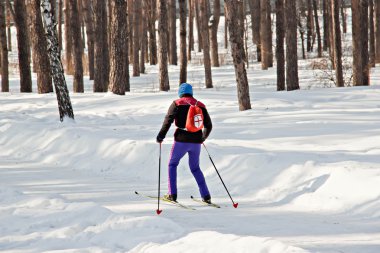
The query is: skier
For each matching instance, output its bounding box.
[156,83,213,204]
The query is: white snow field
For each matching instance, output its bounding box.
[1,61,380,253]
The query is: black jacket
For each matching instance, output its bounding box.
[158,96,212,143]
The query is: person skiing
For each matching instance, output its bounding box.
[156,83,213,204]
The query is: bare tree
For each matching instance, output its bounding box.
[68,0,83,92]
[276,0,285,91]
[331,0,344,87]
[225,0,251,111]
[81,0,94,79]
[93,0,109,92]
[28,0,53,93]
[188,0,194,60]
[199,0,213,88]
[140,0,147,74]
[6,2,11,52]
[369,0,376,67]
[64,0,73,74]
[248,0,261,62]
[147,0,157,65]
[341,0,347,33]
[313,0,322,57]
[286,0,300,91]
[352,0,369,86]
[323,0,329,51]
[0,0,8,92]
[210,0,220,67]
[132,0,140,76]
[306,0,313,52]
[168,0,177,65]
[195,1,202,52]
[14,0,32,92]
[260,0,273,69]
[58,0,62,52]
[376,0,380,63]
[109,0,129,95]
[157,0,169,91]
[179,0,187,84]
[41,0,74,121]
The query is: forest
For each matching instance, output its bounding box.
[0,0,379,117]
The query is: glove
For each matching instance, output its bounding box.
[201,136,206,143]
[156,135,164,143]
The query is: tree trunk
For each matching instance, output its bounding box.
[285,0,299,91]
[369,0,376,67]
[327,0,335,67]
[6,3,11,52]
[41,0,74,121]
[224,4,228,49]
[128,0,133,64]
[168,0,177,65]
[157,0,169,91]
[93,0,109,92]
[323,0,329,51]
[132,0,140,76]
[225,0,251,111]
[276,0,285,91]
[352,0,369,86]
[81,0,95,80]
[260,0,272,69]
[147,0,157,65]
[64,0,73,74]
[376,0,380,63]
[109,0,128,95]
[188,0,194,60]
[313,0,322,57]
[28,0,53,93]
[14,0,32,92]
[249,0,261,62]
[210,0,220,67]
[195,1,202,52]
[58,0,62,52]
[140,0,147,74]
[307,0,313,52]
[331,0,344,87]
[341,0,347,34]
[179,0,187,84]
[199,0,213,88]
[0,0,8,92]
[69,0,83,92]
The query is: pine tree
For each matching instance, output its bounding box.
[157,0,169,91]
[179,0,187,84]
[276,0,285,91]
[0,0,8,92]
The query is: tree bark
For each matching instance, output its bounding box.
[276,0,285,91]
[369,0,376,67]
[352,0,369,86]
[69,0,83,92]
[6,3,11,52]
[322,0,329,51]
[210,0,220,67]
[199,0,213,88]
[14,0,32,92]
[81,0,94,80]
[28,0,53,93]
[188,0,194,60]
[0,0,9,92]
[58,0,62,52]
[93,0,109,92]
[331,0,344,87]
[132,0,140,76]
[250,0,261,62]
[168,0,177,65]
[140,1,147,74]
[157,0,169,91]
[109,0,128,95]
[195,1,202,52]
[285,0,299,91]
[179,0,187,84]
[341,0,347,33]
[313,0,322,57]
[64,0,73,74]
[260,0,272,69]
[225,0,251,111]
[41,0,74,121]
[147,0,157,65]
[306,0,313,52]
[376,0,380,63]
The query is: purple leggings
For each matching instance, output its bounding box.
[168,142,210,198]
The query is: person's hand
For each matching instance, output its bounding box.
[201,136,206,143]
[156,135,164,143]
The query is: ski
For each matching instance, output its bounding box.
[190,196,221,208]
[135,191,196,210]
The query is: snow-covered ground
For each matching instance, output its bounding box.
[1,60,380,253]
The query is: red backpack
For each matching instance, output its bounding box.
[185,101,204,132]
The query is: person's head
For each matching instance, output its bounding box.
[178,83,193,98]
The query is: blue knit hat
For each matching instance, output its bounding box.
[178,83,193,97]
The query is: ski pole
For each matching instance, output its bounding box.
[203,143,238,208]
[156,143,163,215]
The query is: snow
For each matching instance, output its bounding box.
[1,13,380,253]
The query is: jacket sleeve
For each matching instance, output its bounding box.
[202,107,212,140]
[157,101,177,139]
